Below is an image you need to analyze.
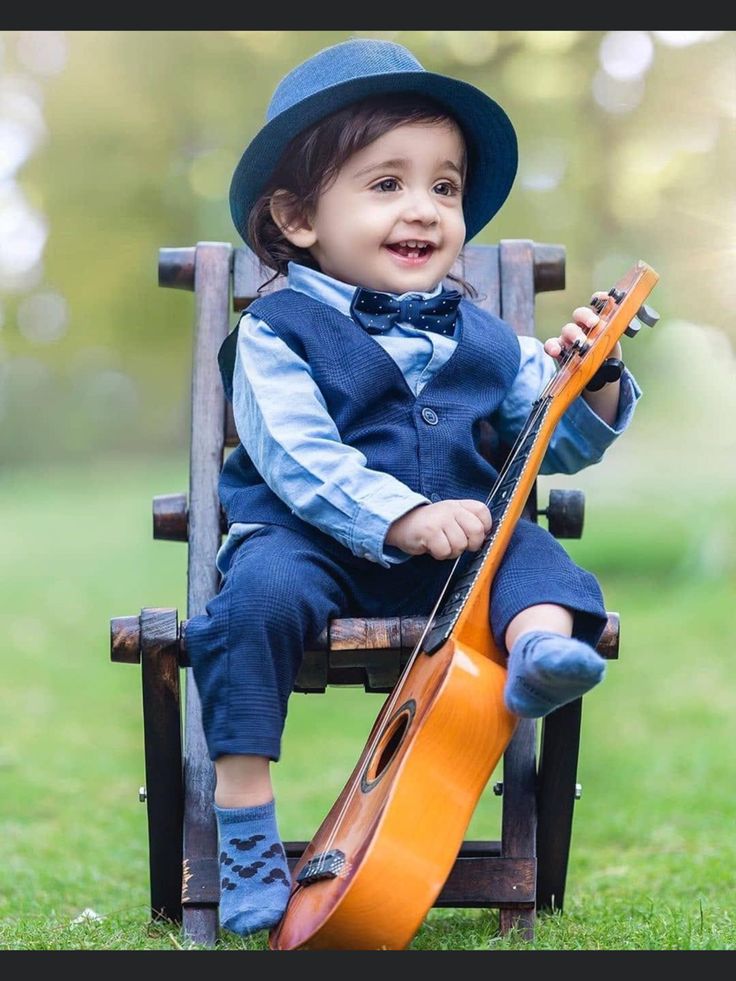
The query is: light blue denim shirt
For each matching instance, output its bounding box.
[217,261,642,573]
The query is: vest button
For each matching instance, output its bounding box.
[421,407,439,425]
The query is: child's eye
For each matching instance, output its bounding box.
[373,178,400,192]
[434,180,461,197]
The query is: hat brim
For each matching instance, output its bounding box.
[230,70,517,250]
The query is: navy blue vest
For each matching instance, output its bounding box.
[217,288,521,539]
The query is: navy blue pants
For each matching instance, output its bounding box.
[185,520,607,762]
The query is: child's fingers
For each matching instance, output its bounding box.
[544,322,588,359]
[452,510,488,551]
[544,337,563,358]
[427,529,458,560]
[561,322,588,344]
[442,520,472,556]
[572,307,600,330]
[458,499,492,533]
[545,291,615,360]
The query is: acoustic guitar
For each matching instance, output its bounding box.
[270,260,660,950]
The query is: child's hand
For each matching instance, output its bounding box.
[385,499,492,560]
[543,291,622,363]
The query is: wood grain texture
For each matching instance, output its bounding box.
[182,242,232,946]
[140,607,183,923]
[184,851,534,907]
[536,698,583,913]
[533,243,565,293]
[158,247,196,291]
[499,717,537,939]
[500,239,536,337]
[110,615,142,664]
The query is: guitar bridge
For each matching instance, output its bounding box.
[296,849,347,886]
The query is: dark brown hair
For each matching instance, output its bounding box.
[246,93,478,297]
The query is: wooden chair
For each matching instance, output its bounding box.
[110,239,620,947]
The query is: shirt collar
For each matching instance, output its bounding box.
[286,261,443,319]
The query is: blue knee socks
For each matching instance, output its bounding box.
[215,799,291,937]
[504,630,606,718]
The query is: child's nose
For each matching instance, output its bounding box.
[401,190,440,225]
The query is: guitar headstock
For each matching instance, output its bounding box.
[549,260,660,400]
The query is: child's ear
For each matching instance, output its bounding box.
[269,190,317,249]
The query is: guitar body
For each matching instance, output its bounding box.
[270,634,516,950]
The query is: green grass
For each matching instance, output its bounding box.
[0,456,734,951]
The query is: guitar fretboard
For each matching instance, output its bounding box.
[423,396,553,654]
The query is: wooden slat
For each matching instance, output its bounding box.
[532,243,565,294]
[159,247,196,291]
[110,614,142,664]
[232,247,285,309]
[182,849,534,909]
[459,243,500,317]
[499,239,536,337]
[175,611,620,673]
[437,857,535,908]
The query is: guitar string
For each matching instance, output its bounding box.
[313,338,588,873]
[311,342,584,875]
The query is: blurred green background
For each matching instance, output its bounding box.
[1,31,735,949]
[2,30,735,489]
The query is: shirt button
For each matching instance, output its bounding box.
[421,407,439,425]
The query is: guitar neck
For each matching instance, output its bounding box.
[421,259,659,656]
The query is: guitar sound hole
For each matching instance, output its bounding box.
[376,713,408,775]
[361,700,416,792]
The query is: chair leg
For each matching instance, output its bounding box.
[535,697,583,913]
[498,718,537,940]
[181,672,219,946]
[140,608,184,923]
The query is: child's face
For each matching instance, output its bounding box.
[279,120,466,294]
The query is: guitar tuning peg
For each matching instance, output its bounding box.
[625,303,660,337]
[636,304,660,327]
[585,357,624,392]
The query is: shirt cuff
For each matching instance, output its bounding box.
[563,367,642,444]
[349,486,430,568]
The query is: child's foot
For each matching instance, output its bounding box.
[504,629,606,718]
[215,799,291,937]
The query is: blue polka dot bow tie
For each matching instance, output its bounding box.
[350,287,462,337]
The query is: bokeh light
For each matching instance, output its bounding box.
[652,31,725,48]
[0,182,47,288]
[599,31,654,80]
[519,139,568,192]
[16,31,67,76]
[592,70,645,114]
[17,289,68,343]
[442,32,499,65]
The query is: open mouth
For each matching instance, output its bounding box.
[386,240,435,260]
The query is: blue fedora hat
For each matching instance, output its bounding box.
[229,38,518,249]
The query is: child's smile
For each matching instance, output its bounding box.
[385,240,436,266]
[280,120,467,295]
